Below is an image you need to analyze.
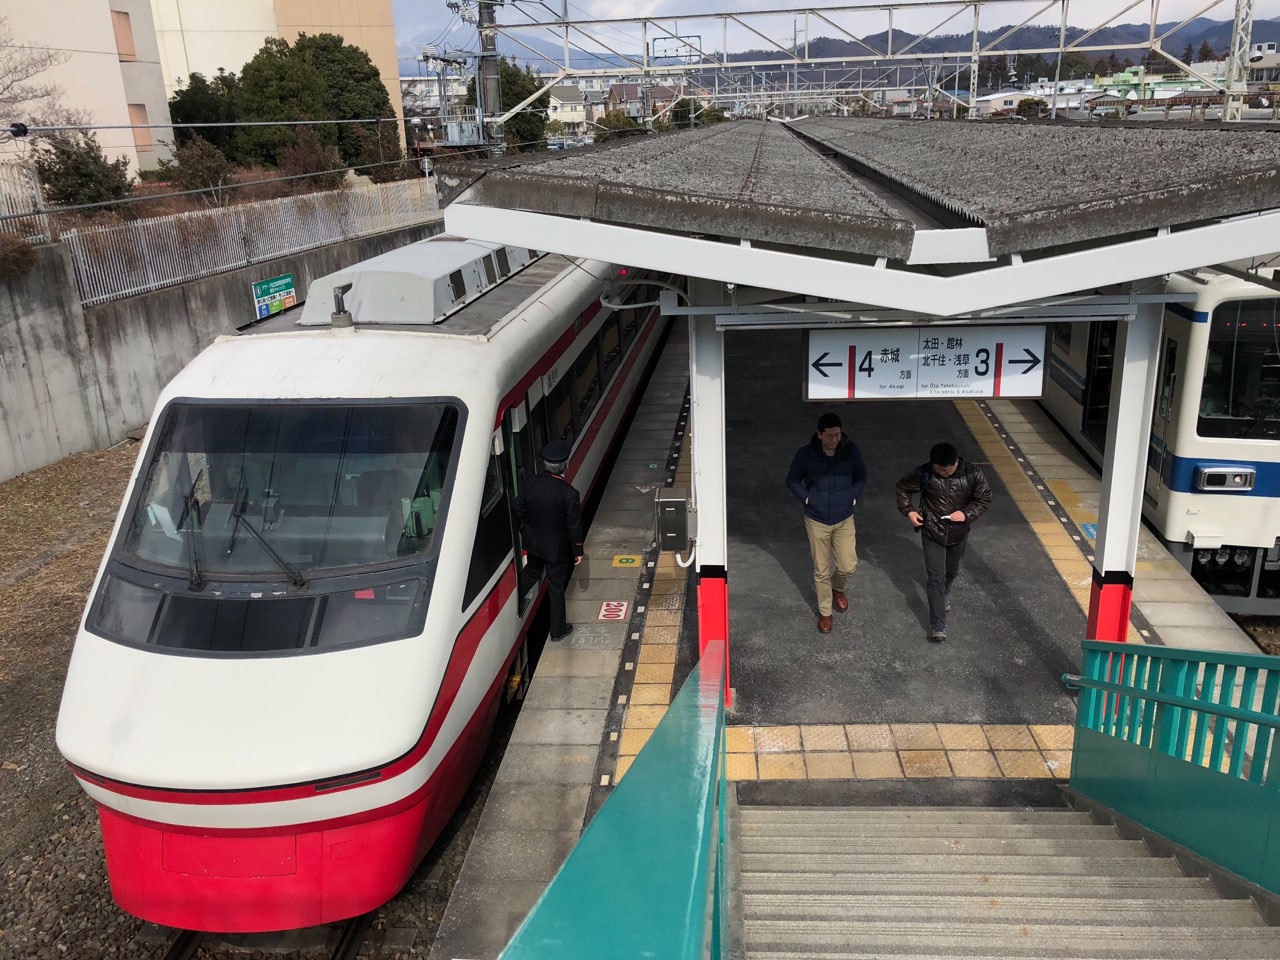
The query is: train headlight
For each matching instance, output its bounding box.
[1195,466,1256,491]
[1215,548,1231,566]
[1233,550,1252,568]
[1195,550,1211,566]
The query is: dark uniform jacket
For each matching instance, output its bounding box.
[514,474,584,562]
[894,459,993,546]
[786,435,869,526]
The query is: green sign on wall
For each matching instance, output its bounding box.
[252,273,297,320]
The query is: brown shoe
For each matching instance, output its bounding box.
[832,591,849,613]
[818,615,833,633]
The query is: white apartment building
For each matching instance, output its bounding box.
[547,84,587,134]
[148,0,403,125]
[4,1,175,172]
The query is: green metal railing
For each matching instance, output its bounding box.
[500,640,729,959]
[1065,640,1280,893]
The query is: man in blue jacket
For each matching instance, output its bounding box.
[786,412,868,633]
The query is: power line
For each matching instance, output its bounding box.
[13,117,404,136]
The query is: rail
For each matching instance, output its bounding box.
[1064,640,1280,893]
[63,178,439,306]
[500,640,729,960]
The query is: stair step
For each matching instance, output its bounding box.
[738,873,1221,899]
[743,921,1280,958]
[742,894,1264,927]
[737,854,1185,876]
[740,822,1118,840]
[740,808,1094,825]
[738,837,1149,857]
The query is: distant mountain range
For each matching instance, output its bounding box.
[396,16,1280,74]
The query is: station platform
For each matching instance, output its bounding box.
[430,326,1262,960]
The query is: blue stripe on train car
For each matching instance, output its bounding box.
[1167,303,1211,323]
[1165,455,1280,495]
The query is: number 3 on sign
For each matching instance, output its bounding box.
[597,600,630,621]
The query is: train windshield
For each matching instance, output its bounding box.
[1200,299,1280,439]
[121,401,461,577]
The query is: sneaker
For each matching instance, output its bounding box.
[928,631,947,643]
[945,595,952,613]
[551,625,574,642]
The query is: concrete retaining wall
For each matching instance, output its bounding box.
[0,218,442,483]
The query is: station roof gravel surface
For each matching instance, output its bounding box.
[440,118,1280,261]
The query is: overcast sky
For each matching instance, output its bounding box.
[393,0,1279,56]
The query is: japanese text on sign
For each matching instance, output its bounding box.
[252,273,297,320]
[805,325,1046,401]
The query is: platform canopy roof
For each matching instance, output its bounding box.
[440,118,1280,316]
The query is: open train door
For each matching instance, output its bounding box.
[501,401,538,616]
[1082,320,1118,449]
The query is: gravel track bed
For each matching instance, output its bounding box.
[0,444,506,959]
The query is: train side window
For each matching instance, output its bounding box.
[529,398,549,474]
[448,270,466,302]
[463,454,514,608]
[572,341,601,420]
[619,307,641,351]
[1053,324,1072,350]
[1157,337,1178,420]
[547,376,575,445]
[598,314,622,383]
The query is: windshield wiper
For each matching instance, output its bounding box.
[175,468,205,590]
[226,486,306,588]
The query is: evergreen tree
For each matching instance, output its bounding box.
[593,109,644,143]
[1197,40,1218,62]
[234,37,330,166]
[168,71,239,157]
[292,33,393,165]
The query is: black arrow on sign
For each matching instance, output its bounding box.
[1007,348,1041,374]
[811,351,843,378]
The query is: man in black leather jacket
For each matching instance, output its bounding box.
[895,442,993,643]
[514,441,584,641]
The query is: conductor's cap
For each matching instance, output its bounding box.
[542,440,571,463]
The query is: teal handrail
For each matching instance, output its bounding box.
[1065,640,1280,893]
[500,640,729,959]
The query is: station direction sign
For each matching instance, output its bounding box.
[804,325,1047,401]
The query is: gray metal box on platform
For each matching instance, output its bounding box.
[655,489,689,553]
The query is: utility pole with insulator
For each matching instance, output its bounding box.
[1224,0,1255,121]
[479,0,502,145]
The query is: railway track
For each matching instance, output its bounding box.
[161,911,377,960]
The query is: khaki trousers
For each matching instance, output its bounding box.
[804,515,858,616]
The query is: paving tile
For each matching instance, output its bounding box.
[900,750,952,778]
[614,755,634,782]
[725,753,757,781]
[852,751,903,779]
[995,750,1053,778]
[725,725,756,753]
[1042,750,1073,778]
[892,723,943,750]
[757,753,806,780]
[618,725,654,756]
[649,593,684,611]
[936,724,990,750]
[804,751,854,780]
[535,648,621,678]
[644,609,683,626]
[800,724,849,752]
[1030,724,1075,751]
[637,643,677,665]
[634,662,675,685]
[983,724,1038,750]
[628,683,671,706]
[756,725,803,753]
[642,626,681,645]
[625,705,668,729]
[495,745,598,785]
[522,676,615,712]
[845,724,894,751]
[649,579,685,596]
[948,750,1001,778]
[509,708,609,747]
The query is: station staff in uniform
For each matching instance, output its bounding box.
[514,441,584,641]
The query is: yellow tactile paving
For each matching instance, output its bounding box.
[636,643,677,665]
[805,752,854,780]
[891,724,944,750]
[995,750,1053,778]
[633,662,675,685]
[725,752,757,781]
[900,750,953,778]
[648,579,684,595]
[624,705,668,729]
[641,624,680,643]
[852,751,904,779]
[725,725,756,753]
[755,725,803,753]
[648,593,684,611]
[618,726,654,756]
[757,753,807,779]
[800,724,849,752]
[1030,724,1075,751]
[1042,750,1073,778]
[983,724,1038,750]
[615,755,635,782]
[937,724,990,750]
[643,609,683,626]
[845,724,895,750]
[948,750,1002,778]
[629,683,671,706]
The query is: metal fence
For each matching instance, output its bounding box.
[0,161,51,243]
[64,177,440,306]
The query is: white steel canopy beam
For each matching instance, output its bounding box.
[445,202,1280,317]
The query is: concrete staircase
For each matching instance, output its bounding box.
[737,806,1280,959]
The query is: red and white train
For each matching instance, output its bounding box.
[55,236,670,931]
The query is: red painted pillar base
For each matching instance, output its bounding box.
[696,567,730,707]
[1086,569,1134,643]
